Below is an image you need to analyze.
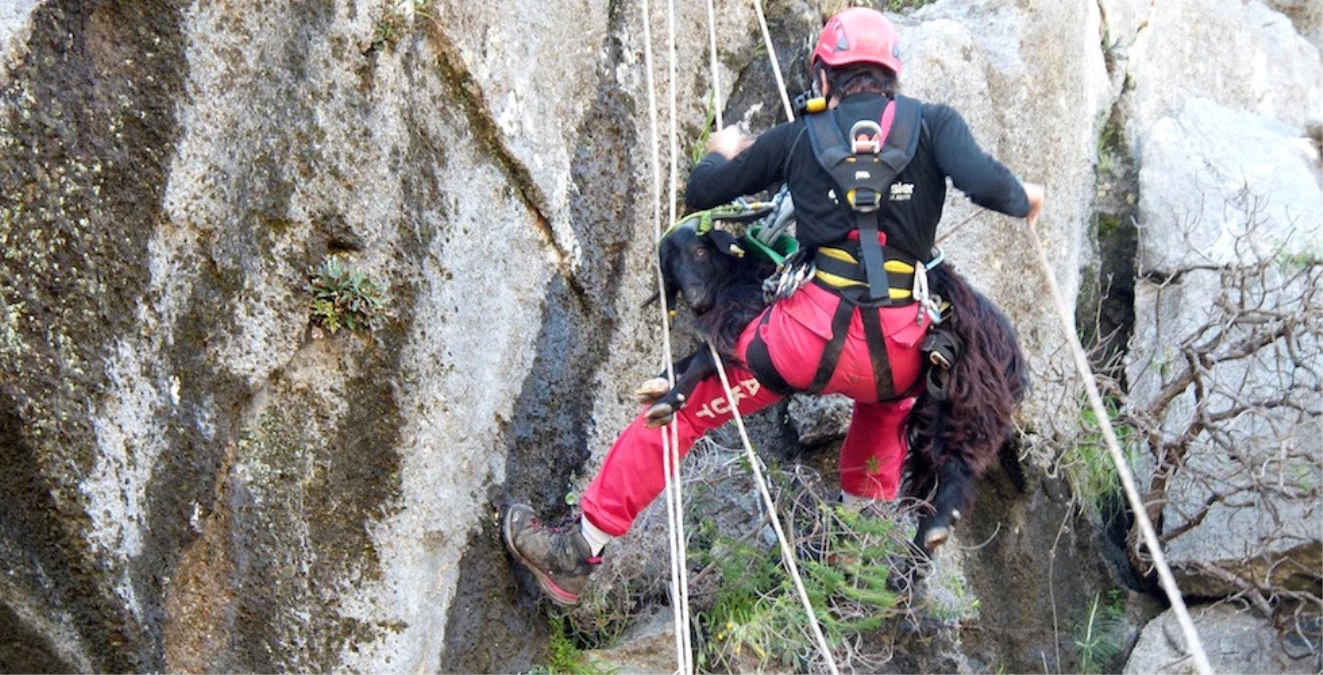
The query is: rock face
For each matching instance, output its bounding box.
[0,0,1319,674]
[1124,604,1321,674]
[1125,26,1321,613]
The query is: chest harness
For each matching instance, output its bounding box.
[746,96,956,402]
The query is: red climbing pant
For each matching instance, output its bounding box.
[580,282,930,537]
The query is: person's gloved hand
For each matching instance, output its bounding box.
[1022,181,1046,225]
[707,125,754,159]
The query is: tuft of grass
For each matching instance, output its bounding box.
[1074,590,1124,674]
[885,0,932,12]
[690,93,717,167]
[1064,396,1137,515]
[306,255,389,335]
[528,614,618,675]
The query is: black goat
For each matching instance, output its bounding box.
[639,222,1029,562]
[903,263,1030,557]
[636,219,772,427]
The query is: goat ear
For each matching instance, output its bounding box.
[707,230,746,258]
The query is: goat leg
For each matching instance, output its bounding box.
[635,351,704,405]
[644,350,716,428]
[914,459,974,559]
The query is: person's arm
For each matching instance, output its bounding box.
[927,104,1037,218]
[685,123,795,210]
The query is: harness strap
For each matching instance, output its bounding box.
[745,311,796,396]
[807,297,857,395]
[859,304,896,401]
[857,211,889,301]
[803,96,925,302]
[813,246,916,301]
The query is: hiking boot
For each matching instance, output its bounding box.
[503,504,601,607]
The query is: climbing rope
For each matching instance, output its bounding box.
[639,1,694,672]
[663,3,697,671]
[752,0,795,122]
[673,3,839,672]
[1021,216,1213,674]
[705,0,722,130]
[707,341,842,675]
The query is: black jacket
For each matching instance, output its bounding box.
[686,93,1029,261]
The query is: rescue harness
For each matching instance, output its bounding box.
[744,95,961,402]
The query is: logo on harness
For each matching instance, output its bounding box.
[692,377,762,420]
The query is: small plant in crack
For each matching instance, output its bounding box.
[370,0,431,51]
[306,255,389,335]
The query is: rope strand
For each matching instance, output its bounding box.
[707,341,841,675]
[1022,216,1212,675]
[706,0,723,129]
[640,2,692,671]
[752,0,794,122]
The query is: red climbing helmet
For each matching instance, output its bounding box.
[810,7,903,75]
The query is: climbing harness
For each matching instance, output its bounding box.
[919,329,960,401]
[804,94,924,301]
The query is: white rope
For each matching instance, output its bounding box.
[1022,216,1213,675]
[705,0,723,130]
[706,341,841,675]
[668,0,679,229]
[640,3,693,673]
[682,3,838,671]
[752,0,795,122]
[664,3,696,672]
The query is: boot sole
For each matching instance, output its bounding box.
[502,507,581,607]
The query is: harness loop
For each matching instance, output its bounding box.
[913,247,947,325]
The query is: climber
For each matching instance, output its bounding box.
[504,6,1045,607]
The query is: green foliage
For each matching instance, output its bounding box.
[528,615,618,675]
[306,256,389,334]
[884,0,932,12]
[1277,246,1323,273]
[690,93,717,167]
[1074,590,1125,674]
[371,0,431,50]
[1065,396,1137,514]
[694,503,905,672]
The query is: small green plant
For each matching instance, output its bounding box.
[306,255,389,334]
[690,93,717,167]
[694,501,905,672]
[1074,590,1124,674]
[1065,396,1135,515]
[885,0,932,12]
[370,0,431,50]
[528,614,617,675]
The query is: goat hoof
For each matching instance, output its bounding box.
[644,403,676,428]
[922,525,951,552]
[635,378,670,404]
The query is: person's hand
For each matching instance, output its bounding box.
[1022,181,1045,225]
[706,125,754,159]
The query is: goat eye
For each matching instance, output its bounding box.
[694,247,707,258]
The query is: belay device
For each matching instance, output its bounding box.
[803,95,923,301]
